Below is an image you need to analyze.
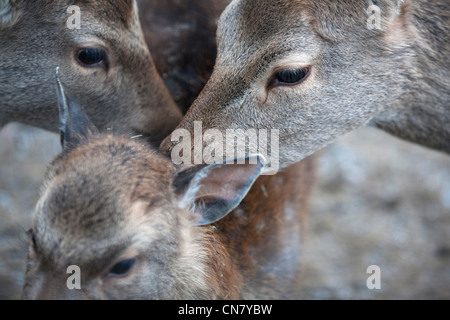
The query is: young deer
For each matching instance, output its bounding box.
[0,0,181,145]
[22,74,316,299]
[161,0,450,168]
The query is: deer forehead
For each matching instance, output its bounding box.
[9,0,145,65]
[216,0,317,72]
[71,0,136,28]
[34,202,179,271]
[35,138,176,239]
[31,136,190,271]
[218,0,308,46]
[62,1,146,50]
[33,197,181,269]
[19,0,137,28]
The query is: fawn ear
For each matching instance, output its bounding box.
[174,155,264,226]
[56,67,98,151]
[0,0,22,29]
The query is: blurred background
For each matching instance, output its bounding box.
[0,123,448,299]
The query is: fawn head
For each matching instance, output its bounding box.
[22,73,262,299]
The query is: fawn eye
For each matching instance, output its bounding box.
[76,48,108,67]
[107,258,136,278]
[270,67,310,88]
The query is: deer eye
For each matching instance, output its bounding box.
[76,48,108,67]
[270,67,310,88]
[107,258,136,278]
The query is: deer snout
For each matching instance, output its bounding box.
[144,106,183,146]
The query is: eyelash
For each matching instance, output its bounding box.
[268,67,311,89]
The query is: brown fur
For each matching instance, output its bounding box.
[160,0,449,168]
[22,132,316,300]
[138,0,231,113]
[0,0,182,145]
[77,0,134,28]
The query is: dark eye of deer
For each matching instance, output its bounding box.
[108,258,136,277]
[76,48,107,67]
[271,67,310,88]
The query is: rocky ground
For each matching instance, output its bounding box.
[0,123,449,299]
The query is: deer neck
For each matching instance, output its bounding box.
[213,158,315,299]
[371,101,450,153]
[372,0,450,153]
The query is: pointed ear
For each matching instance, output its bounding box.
[56,67,98,151]
[0,0,22,29]
[174,155,264,226]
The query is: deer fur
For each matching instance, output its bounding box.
[138,0,231,113]
[22,78,316,299]
[160,0,449,168]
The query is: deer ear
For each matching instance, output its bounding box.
[382,0,417,48]
[56,67,98,151]
[174,155,264,226]
[0,0,22,28]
